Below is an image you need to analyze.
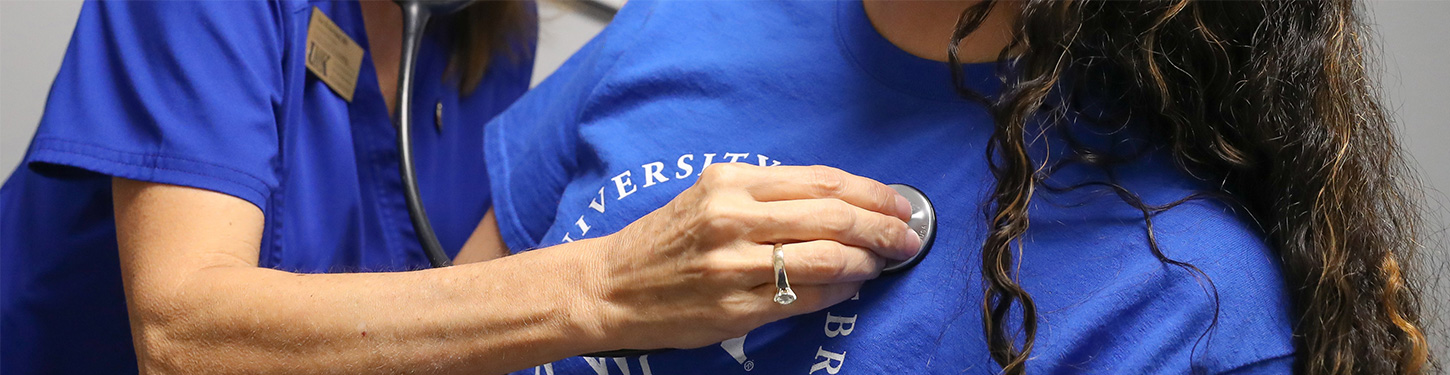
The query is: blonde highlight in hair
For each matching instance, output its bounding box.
[949,1,1433,374]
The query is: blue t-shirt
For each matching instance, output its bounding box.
[0,1,534,373]
[487,1,1294,374]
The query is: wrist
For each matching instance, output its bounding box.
[543,237,617,355]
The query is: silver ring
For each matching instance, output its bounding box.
[772,243,796,305]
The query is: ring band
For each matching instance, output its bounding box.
[772,243,797,305]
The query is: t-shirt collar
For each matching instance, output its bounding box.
[834,0,1004,102]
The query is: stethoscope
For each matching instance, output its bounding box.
[389,0,936,357]
[392,0,471,269]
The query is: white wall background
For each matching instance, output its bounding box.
[2,0,1447,362]
[1374,1,1450,360]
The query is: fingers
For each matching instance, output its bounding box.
[698,164,913,222]
[723,241,885,286]
[750,199,921,261]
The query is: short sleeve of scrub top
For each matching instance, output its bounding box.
[25,0,286,209]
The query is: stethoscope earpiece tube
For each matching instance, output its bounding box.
[396,1,452,268]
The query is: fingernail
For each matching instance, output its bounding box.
[900,222,923,257]
[895,194,913,222]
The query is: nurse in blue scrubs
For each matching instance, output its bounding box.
[0,1,922,373]
[0,0,533,372]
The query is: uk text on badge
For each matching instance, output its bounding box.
[305,7,365,102]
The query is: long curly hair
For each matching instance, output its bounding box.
[948,1,1433,374]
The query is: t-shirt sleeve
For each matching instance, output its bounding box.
[25,0,286,211]
[483,1,652,251]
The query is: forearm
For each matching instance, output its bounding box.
[116,163,922,374]
[130,241,604,375]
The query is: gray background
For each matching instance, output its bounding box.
[2,0,1447,363]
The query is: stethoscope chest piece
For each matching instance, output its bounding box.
[882,184,935,274]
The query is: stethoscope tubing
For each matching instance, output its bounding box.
[395,1,453,269]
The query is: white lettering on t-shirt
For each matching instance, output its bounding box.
[577,356,653,375]
[701,153,718,169]
[823,314,857,338]
[757,154,782,167]
[612,170,637,200]
[675,154,696,179]
[639,355,654,375]
[589,187,607,213]
[544,152,821,371]
[583,357,610,375]
[809,347,847,374]
[557,152,792,248]
[575,216,592,236]
[612,358,632,375]
[721,334,749,364]
[642,162,669,187]
[796,292,861,372]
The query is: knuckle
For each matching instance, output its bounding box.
[697,196,743,229]
[699,163,744,186]
[702,215,738,234]
[875,185,897,212]
[800,243,849,281]
[820,203,858,236]
[697,194,723,216]
[891,221,913,248]
[697,252,731,277]
[823,244,852,281]
[871,220,900,249]
[807,165,847,198]
[719,293,760,324]
[703,252,756,284]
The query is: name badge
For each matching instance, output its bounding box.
[305,7,364,102]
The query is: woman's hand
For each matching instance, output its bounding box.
[574,163,921,351]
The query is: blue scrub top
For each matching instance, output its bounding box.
[487,1,1294,374]
[0,1,535,373]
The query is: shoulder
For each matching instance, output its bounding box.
[63,0,301,75]
[1148,196,1298,371]
[598,0,836,61]
[1023,159,1296,372]
[26,0,307,211]
[79,0,301,30]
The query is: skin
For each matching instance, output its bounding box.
[360,0,403,115]
[456,0,1019,262]
[863,0,1018,63]
[117,163,919,374]
[115,1,1012,374]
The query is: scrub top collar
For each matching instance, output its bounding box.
[278,0,459,268]
[310,0,454,130]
